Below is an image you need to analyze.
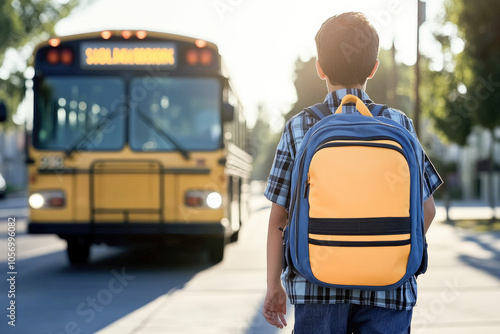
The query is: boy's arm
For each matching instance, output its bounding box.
[405,118,441,234]
[424,195,436,234]
[263,203,288,329]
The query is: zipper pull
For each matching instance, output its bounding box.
[303,173,310,198]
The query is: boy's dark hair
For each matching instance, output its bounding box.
[315,12,379,87]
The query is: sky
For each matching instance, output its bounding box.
[48,0,446,127]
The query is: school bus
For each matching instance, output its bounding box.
[27,30,252,265]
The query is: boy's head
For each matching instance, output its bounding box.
[315,12,379,87]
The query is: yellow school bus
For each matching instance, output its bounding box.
[27,30,252,264]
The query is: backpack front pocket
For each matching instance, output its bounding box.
[306,139,412,286]
[308,218,411,286]
[308,140,411,219]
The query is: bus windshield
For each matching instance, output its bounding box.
[130,77,221,152]
[34,76,222,152]
[35,77,125,150]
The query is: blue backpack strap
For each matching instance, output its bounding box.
[367,103,388,117]
[305,103,333,120]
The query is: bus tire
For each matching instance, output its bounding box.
[66,238,91,265]
[208,237,225,263]
[230,230,239,243]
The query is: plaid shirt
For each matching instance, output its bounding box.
[264,88,443,310]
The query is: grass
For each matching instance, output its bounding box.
[446,219,500,232]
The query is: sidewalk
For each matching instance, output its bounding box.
[412,206,500,333]
[94,199,500,333]
[95,193,279,334]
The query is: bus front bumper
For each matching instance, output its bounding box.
[28,222,226,236]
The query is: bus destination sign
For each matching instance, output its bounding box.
[81,42,176,69]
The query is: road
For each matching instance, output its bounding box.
[0,189,288,334]
[0,192,499,333]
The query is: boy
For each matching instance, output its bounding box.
[263,12,443,333]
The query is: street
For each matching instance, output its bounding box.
[0,189,287,334]
[0,189,499,333]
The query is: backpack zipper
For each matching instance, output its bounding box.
[303,173,310,198]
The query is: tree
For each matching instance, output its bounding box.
[368,46,413,115]
[426,0,500,219]
[0,0,78,126]
[250,104,273,180]
[251,132,281,181]
[285,58,325,121]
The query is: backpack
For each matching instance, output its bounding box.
[284,94,427,291]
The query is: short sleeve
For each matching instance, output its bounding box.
[422,154,443,201]
[264,127,294,209]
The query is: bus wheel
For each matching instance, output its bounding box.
[66,238,91,265]
[230,230,239,243]
[207,237,225,264]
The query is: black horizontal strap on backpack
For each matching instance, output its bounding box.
[305,102,388,120]
[308,238,411,247]
[309,217,411,235]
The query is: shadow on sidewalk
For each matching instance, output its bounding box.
[458,230,500,279]
[0,245,212,334]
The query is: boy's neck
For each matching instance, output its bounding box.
[326,81,366,93]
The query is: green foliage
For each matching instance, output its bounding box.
[249,105,269,179]
[251,132,281,181]
[0,0,77,57]
[450,0,500,131]
[0,0,77,127]
[249,104,281,181]
[426,0,500,211]
[425,0,500,145]
[285,58,325,121]
[368,47,413,114]
[0,70,25,120]
[421,56,473,146]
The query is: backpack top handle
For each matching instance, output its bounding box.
[334,94,373,117]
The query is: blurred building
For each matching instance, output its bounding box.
[0,129,26,191]
[431,125,500,203]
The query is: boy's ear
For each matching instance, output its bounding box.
[316,59,328,80]
[367,59,380,79]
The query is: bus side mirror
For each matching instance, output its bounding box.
[222,103,234,123]
[0,102,7,122]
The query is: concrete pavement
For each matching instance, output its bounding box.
[95,192,288,334]
[0,193,470,332]
[92,196,500,334]
[412,206,500,333]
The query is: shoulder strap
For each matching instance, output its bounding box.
[304,103,333,120]
[367,103,388,117]
[306,102,388,119]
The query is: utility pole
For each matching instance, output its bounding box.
[388,40,397,108]
[414,0,426,137]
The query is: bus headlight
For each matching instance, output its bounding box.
[29,193,45,209]
[185,190,222,209]
[29,191,66,209]
[206,192,222,209]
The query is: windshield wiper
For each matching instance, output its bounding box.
[136,107,190,160]
[64,103,126,158]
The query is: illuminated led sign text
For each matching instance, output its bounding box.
[81,42,176,69]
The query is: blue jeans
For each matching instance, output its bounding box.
[294,303,412,334]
